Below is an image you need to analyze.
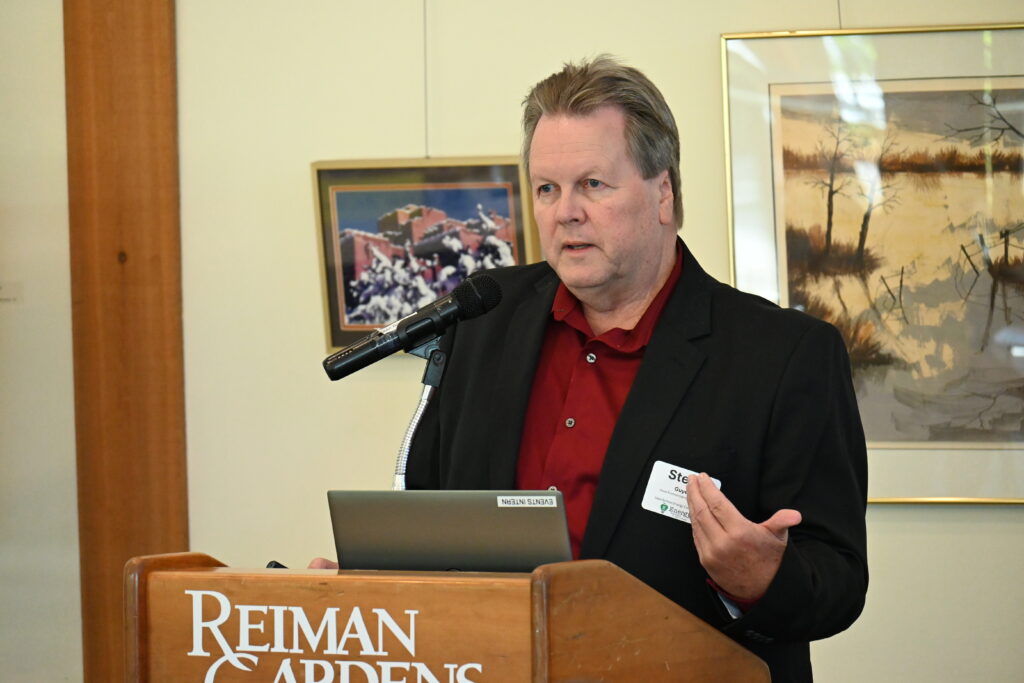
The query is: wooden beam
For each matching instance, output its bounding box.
[63,1,188,680]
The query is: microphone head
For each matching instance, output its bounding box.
[453,273,502,319]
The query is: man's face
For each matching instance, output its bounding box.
[528,106,675,307]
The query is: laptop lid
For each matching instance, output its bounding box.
[327,490,572,572]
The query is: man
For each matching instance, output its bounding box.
[404,57,866,681]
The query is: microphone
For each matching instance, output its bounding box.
[323,273,502,381]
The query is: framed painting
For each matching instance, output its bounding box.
[313,157,538,349]
[723,24,1024,502]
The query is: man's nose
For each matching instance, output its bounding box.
[555,190,585,225]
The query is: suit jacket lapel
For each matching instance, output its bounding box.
[487,269,559,488]
[580,246,715,558]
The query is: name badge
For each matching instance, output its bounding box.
[641,460,721,524]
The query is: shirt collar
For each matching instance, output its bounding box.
[550,238,684,352]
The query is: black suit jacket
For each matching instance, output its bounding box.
[406,244,868,682]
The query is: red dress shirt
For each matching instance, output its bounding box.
[515,244,683,558]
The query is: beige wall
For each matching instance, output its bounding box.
[3,1,1022,681]
[0,1,82,681]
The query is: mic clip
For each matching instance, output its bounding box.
[409,336,447,387]
[406,335,441,360]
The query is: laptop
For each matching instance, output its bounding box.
[327,490,572,572]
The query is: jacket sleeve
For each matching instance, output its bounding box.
[722,320,869,643]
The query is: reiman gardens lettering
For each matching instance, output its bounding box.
[186,590,483,682]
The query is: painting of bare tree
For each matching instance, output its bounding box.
[770,77,1024,445]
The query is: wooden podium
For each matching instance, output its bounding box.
[125,553,769,682]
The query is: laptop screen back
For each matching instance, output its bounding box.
[327,490,572,572]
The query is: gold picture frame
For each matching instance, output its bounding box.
[722,24,1024,503]
[312,157,539,350]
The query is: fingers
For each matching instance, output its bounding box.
[689,473,740,531]
[688,473,731,558]
[685,472,708,522]
[687,475,710,557]
[307,557,339,569]
[761,509,802,540]
[686,474,718,544]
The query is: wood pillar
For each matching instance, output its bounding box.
[63,1,188,681]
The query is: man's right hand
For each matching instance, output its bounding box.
[307,557,339,569]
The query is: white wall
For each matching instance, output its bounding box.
[0,1,82,681]
[178,0,431,573]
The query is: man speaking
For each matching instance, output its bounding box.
[401,56,868,682]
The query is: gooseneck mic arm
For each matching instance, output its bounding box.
[393,341,448,490]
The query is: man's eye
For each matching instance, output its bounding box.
[583,179,603,189]
[537,184,554,195]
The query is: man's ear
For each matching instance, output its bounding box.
[656,170,674,226]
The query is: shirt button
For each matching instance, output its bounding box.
[565,417,576,428]
[585,352,597,364]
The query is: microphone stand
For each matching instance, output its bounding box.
[393,337,447,490]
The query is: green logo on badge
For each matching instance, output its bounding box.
[660,503,668,513]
